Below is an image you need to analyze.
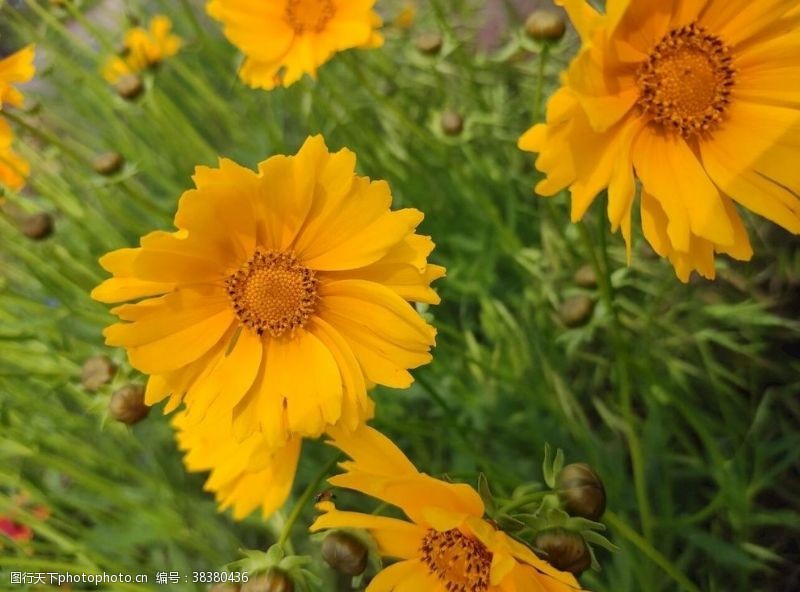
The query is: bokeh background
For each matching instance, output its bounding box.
[1,0,798,590]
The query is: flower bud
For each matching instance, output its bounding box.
[209,585,240,592]
[558,295,594,328]
[556,463,606,520]
[242,570,293,592]
[92,152,125,176]
[321,532,368,576]
[209,584,240,592]
[81,355,117,391]
[109,384,149,425]
[115,74,144,101]
[524,10,566,42]
[533,528,591,575]
[440,111,464,136]
[415,32,443,55]
[20,213,54,240]
[573,264,598,289]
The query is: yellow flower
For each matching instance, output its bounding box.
[0,44,36,109]
[102,16,183,84]
[0,118,30,191]
[311,425,582,592]
[519,0,800,281]
[173,411,302,520]
[394,3,417,30]
[92,136,442,449]
[207,0,384,90]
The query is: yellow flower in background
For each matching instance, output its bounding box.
[207,0,384,90]
[0,44,35,191]
[0,44,36,109]
[311,425,581,592]
[519,0,800,281]
[0,119,30,191]
[394,3,417,30]
[173,412,302,520]
[102,16,183,84]
[93,136,442,450]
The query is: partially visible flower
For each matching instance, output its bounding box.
[0,516,33,543]
[311,425,581,591]
[0,45,35,191]
[0,118,30,191]
[519,0,800,281]
[394,3,417,30]
[0,44,36,109]
[206,0,383,90]
[102,16,182,84]
[93,136,442,449]
[0,493,49,547]
[173,412,301,520]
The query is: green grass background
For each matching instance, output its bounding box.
[1,0,799,590]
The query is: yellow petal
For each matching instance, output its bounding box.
[633,126,734,248]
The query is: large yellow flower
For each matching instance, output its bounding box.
[519,0,800,281]
[0,44,36,109]
[102,16,183,84]
[173,411,302,520]
[207,0,383,90]
[311,426,582,592]
[93,136,442,449]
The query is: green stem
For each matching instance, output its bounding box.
[534,45,550,121]
[3,111,92,163]
[605,512,702,592]
[277,454,339,549]
[498,491,549,515]
[578,215,654,544]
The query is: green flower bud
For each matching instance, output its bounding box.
[556,463,606,520]
[109,384,149,425]
[20,213,54,240]
[81,355,117,391]
[524,10,566,42]
[209,585,240,592]
[92,152,125,176]
[558,295,595,328]
[321,532,368,576]
[115,74,144,101]
[415,32,443,55]
[242,570,293,592]
[440,111,464,136]
[573,264,598,289]
[534,528,591,575]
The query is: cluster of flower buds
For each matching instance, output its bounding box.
[224,545,326,592]
[469,445,615,577]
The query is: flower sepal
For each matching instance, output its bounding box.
[227,545,319,592]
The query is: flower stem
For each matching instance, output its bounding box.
[498,491,549,515]
[277,453,339,550]
[534,45,550,121]
[578,212,654,544]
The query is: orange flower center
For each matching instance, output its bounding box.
[637,23,735,138]
[225,249,318,338]
[285,0,336,34]
[420,529,492,592]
